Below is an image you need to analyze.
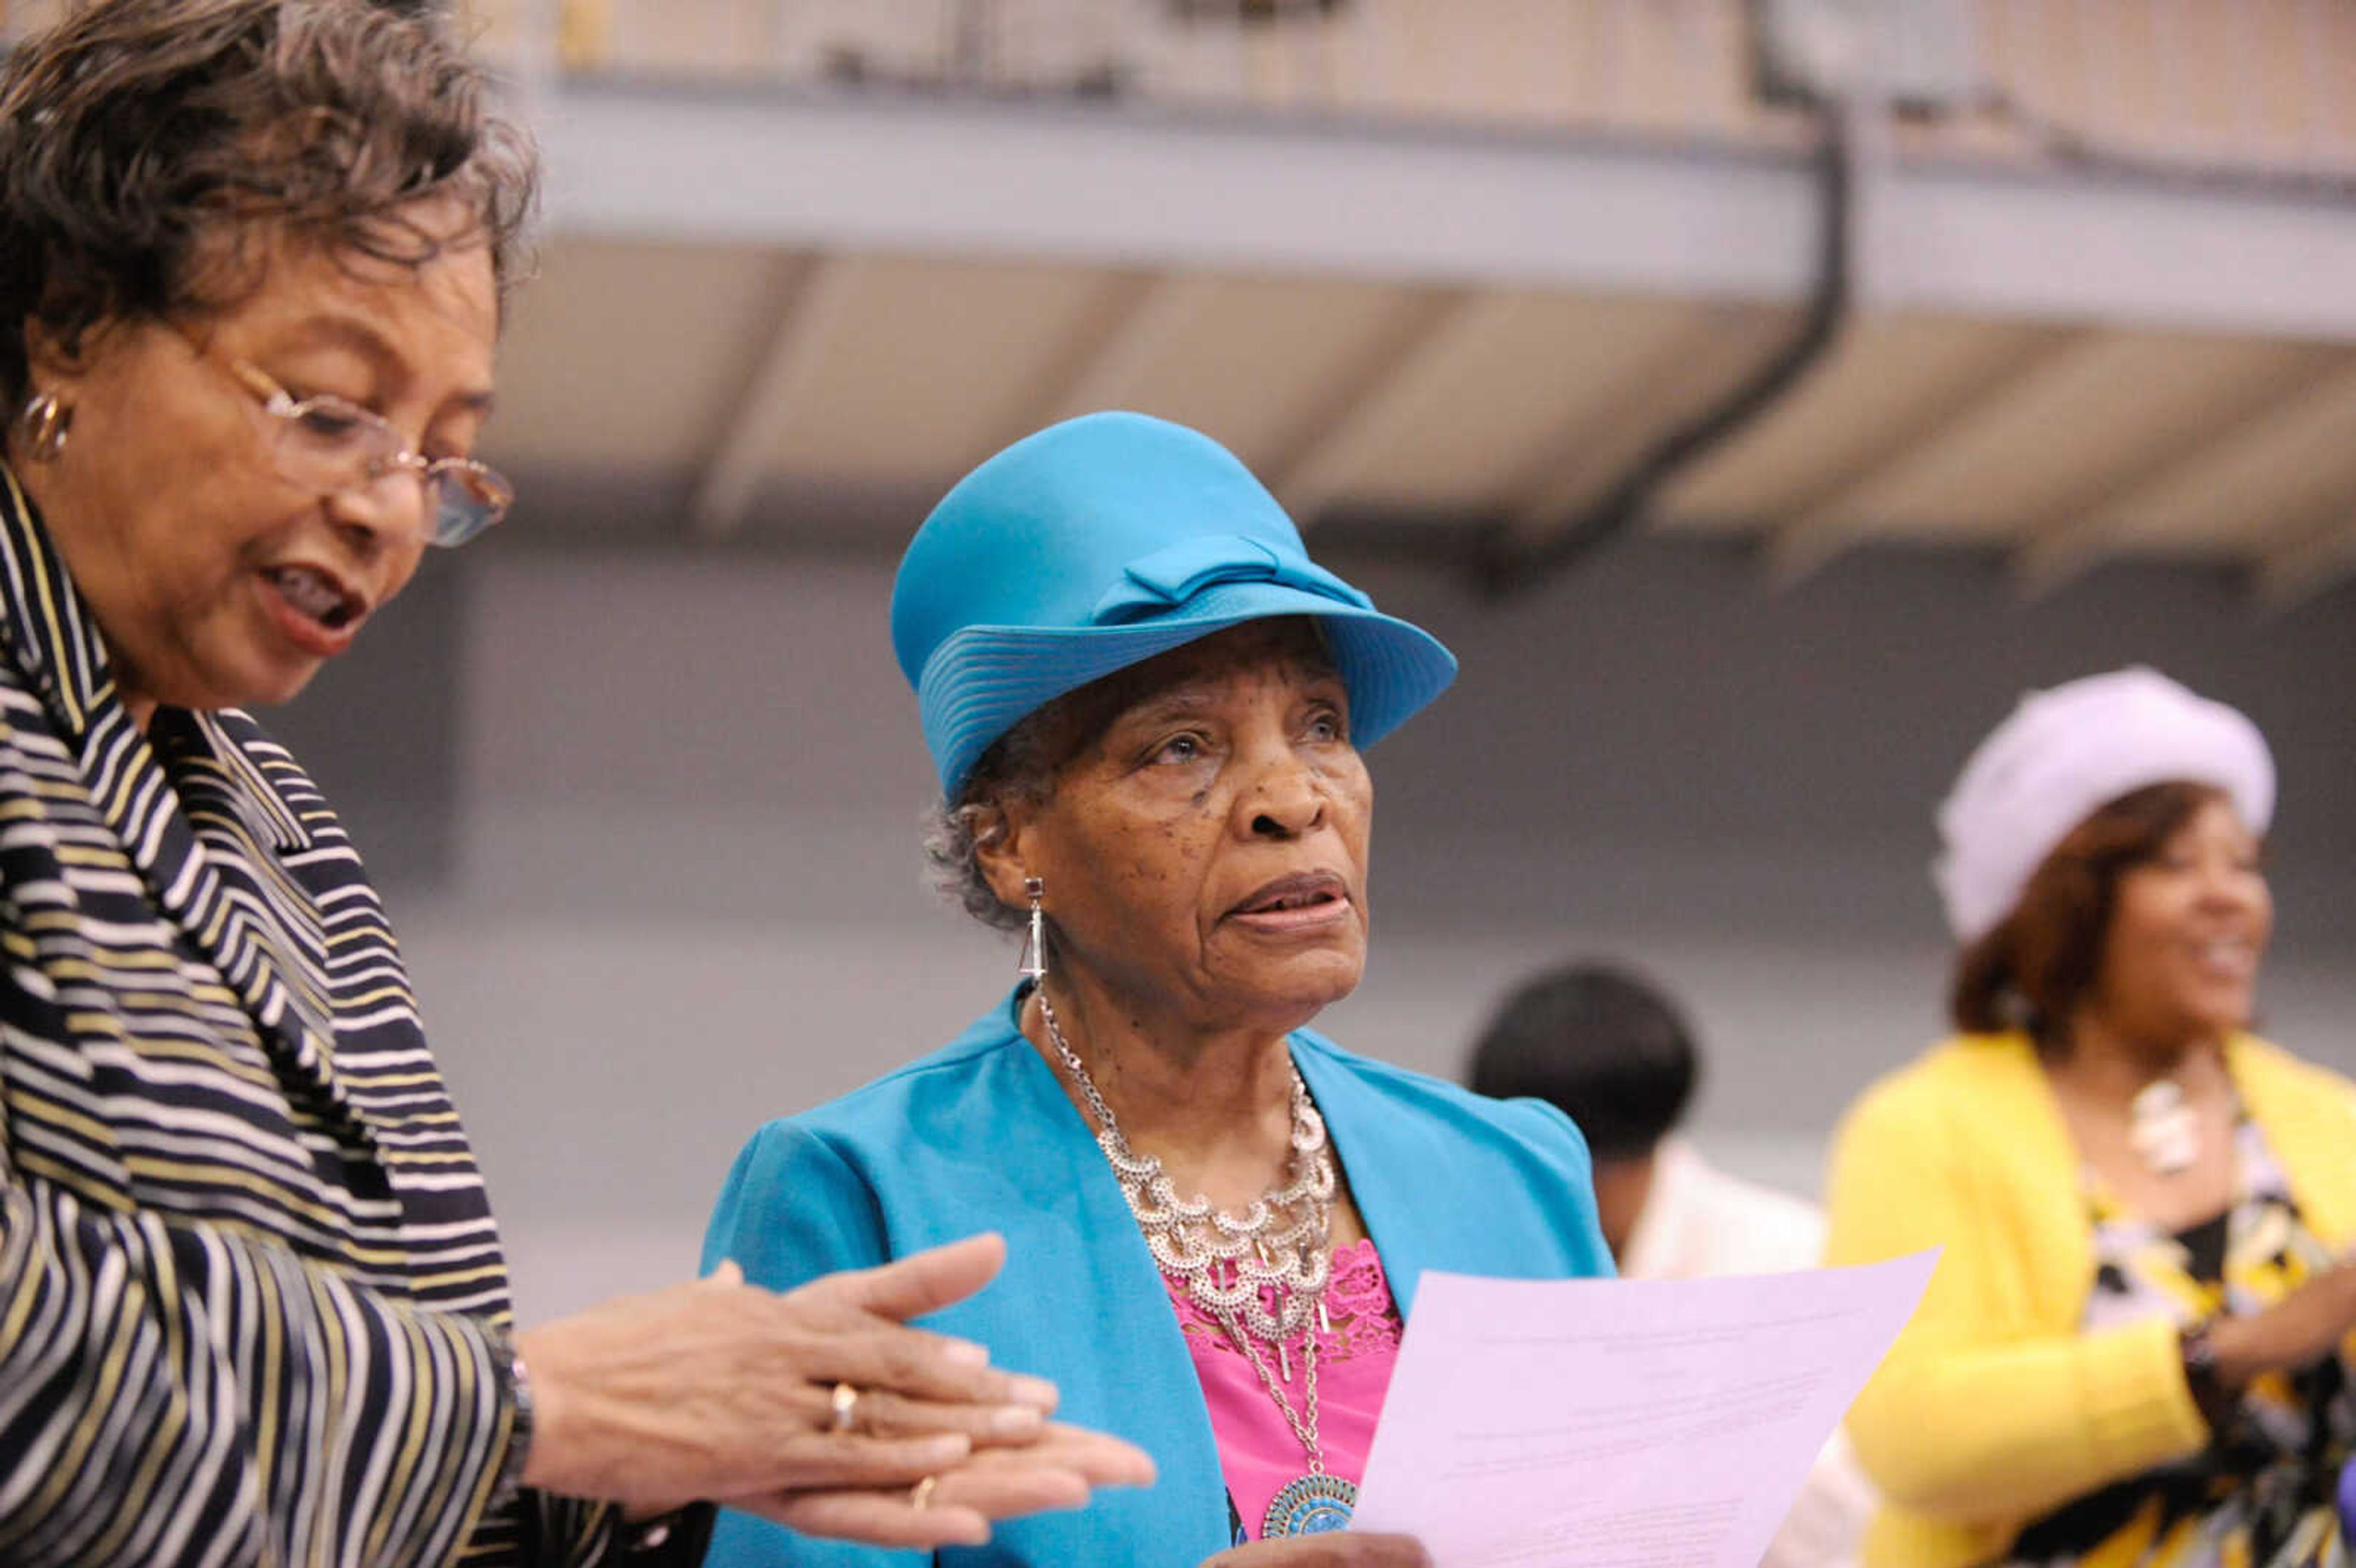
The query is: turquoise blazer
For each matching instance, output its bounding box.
[700,993,1612,1566]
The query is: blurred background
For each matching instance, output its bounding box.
[10,0,2355,1324]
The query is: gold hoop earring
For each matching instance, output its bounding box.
[15,393,72,463]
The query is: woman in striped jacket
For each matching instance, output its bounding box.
[0,4,1149,1566]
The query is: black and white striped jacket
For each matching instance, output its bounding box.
[0,467,624,1567]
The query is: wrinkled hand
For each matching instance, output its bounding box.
[751,1421,1158,1548]
[1200,1535,1432,1566]
[516,1233,1153,1544]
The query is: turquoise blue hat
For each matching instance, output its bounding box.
[892,412,1459,800]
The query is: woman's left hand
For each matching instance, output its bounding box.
[517,1236,1154,1535]
[742,1422,1158,1548]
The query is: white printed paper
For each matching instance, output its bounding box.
[1351,1253,1934,1566]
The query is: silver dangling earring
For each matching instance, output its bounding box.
[15,392,71,463]
[1017,876,1047,983]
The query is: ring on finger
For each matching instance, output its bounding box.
[829,1381,861,1434]
[910,1475,938,1511]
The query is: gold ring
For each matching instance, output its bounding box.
[828,1381,861,1434]
[910,1474,938,1511]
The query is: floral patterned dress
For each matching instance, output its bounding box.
[1165,1238,1404,1543]
[2008,1120,2355,1568]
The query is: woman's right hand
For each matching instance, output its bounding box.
[515,1234,1155,1545]
[2207,1261,2356,1389]
[1199,1536,1431,1566]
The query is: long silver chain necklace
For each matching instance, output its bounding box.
[1036,986,1358,1537]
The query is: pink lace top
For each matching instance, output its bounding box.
[1163,1238,1403,1540]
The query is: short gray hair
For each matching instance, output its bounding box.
[0,0,538,410]
[921,707,1062,931]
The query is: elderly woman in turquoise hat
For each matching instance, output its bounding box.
[701,412,1613,1567]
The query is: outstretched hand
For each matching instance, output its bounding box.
[515,1234,1155,1547]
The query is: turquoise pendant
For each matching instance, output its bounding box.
[1265,1473,1357,1536]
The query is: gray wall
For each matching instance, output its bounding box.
[273,536,2356,1326]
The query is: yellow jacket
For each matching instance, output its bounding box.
[1823,1031,2356,1568]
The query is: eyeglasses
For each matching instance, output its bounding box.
[202,348,514,548]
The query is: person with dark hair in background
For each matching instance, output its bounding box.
[0,4,1149,1564]
[1468,961,1871,1568]
[1466,963,1820,1270]
[1827,669,2356,1568]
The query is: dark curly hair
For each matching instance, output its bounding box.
[1465,963,1700,1162]
[1948,781,2230,1051]
[0,0,537,407]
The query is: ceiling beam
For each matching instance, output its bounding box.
[1756,330,2097,587]
[2013,356,2356,600]
[544,83,2356,342]
[1658,322,2073,524]
[1263,290,1483,526]
[2010,520,2133,604]
[690,255,869,540]
[2253,516,2356,612]
[1030,273,1213,429]
[542,88,1819,306]
[1760,513,1868,588]
[1497,306,1791,544]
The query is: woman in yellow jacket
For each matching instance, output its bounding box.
[1826,669,2356,1568]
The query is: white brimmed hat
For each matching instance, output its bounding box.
[1933,667,2274,945]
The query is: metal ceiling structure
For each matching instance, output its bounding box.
[9,0,2354,605]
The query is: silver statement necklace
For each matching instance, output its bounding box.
[1036,987,1357,1537]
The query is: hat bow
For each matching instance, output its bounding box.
[1090,535,1374,626]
